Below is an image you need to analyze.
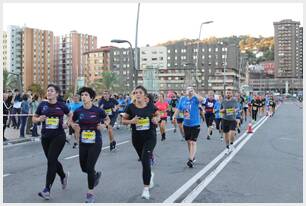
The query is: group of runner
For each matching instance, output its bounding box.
[33,84,277,202]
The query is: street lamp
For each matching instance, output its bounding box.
[8,71,22,92]
[195,21,213,92]
[223,46,228,95]
[111,39,137,90]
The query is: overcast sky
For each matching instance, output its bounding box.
[3,2,303,47]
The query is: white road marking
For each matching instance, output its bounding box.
[182,116,268,203]
[64,127,175,160]
[3,173,11,177]
[163,116,267,203]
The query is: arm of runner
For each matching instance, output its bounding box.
[193,92,204,102]
[152,110,161,125]
[32,114,47,123]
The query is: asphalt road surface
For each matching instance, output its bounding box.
[3,100,302,203]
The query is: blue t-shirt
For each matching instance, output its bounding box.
[73,105,107,144]
[177,96,200,127]
[214,101,221,119]
[98,98,119,117]
[35,101,70,135]
[68,102,83,112]
[117,98,126,112]
[21,100,30,114]
[236,102,242,118]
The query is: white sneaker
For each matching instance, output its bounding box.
[141,188,150,200]
[225,147,231,155]
[229,144,235,152]
[149,172,154,189]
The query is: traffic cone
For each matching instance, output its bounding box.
[247,123,253,133]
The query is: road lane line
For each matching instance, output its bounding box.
[3,173,11,177]
[64,140,130,160]
[63,127,175,160]
[182,116,269,203]
[163,116,267,203]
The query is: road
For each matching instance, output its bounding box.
[3,100,303,203]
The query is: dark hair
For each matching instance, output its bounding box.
[47,84,61,94]
[134,85,148,95]
[32,94,39,101]
[146,93,154,104]
[14,89,19,92]
[22,94,28,101]
[78,87,96,100]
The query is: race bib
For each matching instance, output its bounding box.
[253,106,257,110]
[225,108,234,115]
[81,130,96,144]
[46,117,59,129]
[105,108,112,116]
[184,111,190,120]
[136,117,150,131]
[178,112,184,118]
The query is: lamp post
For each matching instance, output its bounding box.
[223,47,228,95]
[111,39,137,90]
[195,21,213,92]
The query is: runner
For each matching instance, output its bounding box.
[235,94,243,134]
[251,96,261,122]
[173,86,204,168]
[241,93,248,122]
[220,88,238,155]
[214,95,223,141]
[70,87,110,203]
[122,85,160,200]
[68,94,83,148]
[169,92,179,133]
[98,91,119,152]
[33,84,72,200]
[155,93,169,141]
[172,92,186,141]
[116,94,127,129]
[202,90,216,140]
[269,95,276,117]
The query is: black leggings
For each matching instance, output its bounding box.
[252,110,258,121]
[79,143,102,190]
[41,132,66,190]
[132,133,156,185]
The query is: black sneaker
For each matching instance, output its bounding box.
[210,130,213,136]
[237,128,241,134]
[161,137,166,141]
[94,171,102,187]
[38,188,50,200]
[207,136,210,140]
[113,140,116,150]
[110,142,114,152]
[187,159,194,168]
[72,143,78,149]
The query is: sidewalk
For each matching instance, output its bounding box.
[3,127,40,145]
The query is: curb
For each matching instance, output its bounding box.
[3,137,40,145]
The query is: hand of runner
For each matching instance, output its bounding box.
[62,123,68,129]
[97,123,104,130]
[151,117,159,125]
[130,115,139,124]
[39,115,47,122]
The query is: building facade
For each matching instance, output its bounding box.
[274,19,303,79]
[3,31,8,71]
[83,46,112,85]
[7,25,22,75]
[22,27,55,91]
[54,31,97,94]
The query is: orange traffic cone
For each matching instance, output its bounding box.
[247,123,253,133]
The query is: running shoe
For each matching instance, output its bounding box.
[85,193,95,203]
[149,172,154,189]
[229,144,235,153]
[109,142,114,152]
[94,171,102,187]
[210,130,213,136]
[187,159,194,168]
[237,128,241,134]
[192,157,196,163]
[38,188,50,200]
[72,143,78,149]
[141,188,150,200]
[113,140,117,150]
[173,128,177,133]
[61,172,69,190]
[161,137,166,141]
[207,135,210,140]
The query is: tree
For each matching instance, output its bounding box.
[28,83,45,98]
[89,71,119,95]
[3,69,19,92]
